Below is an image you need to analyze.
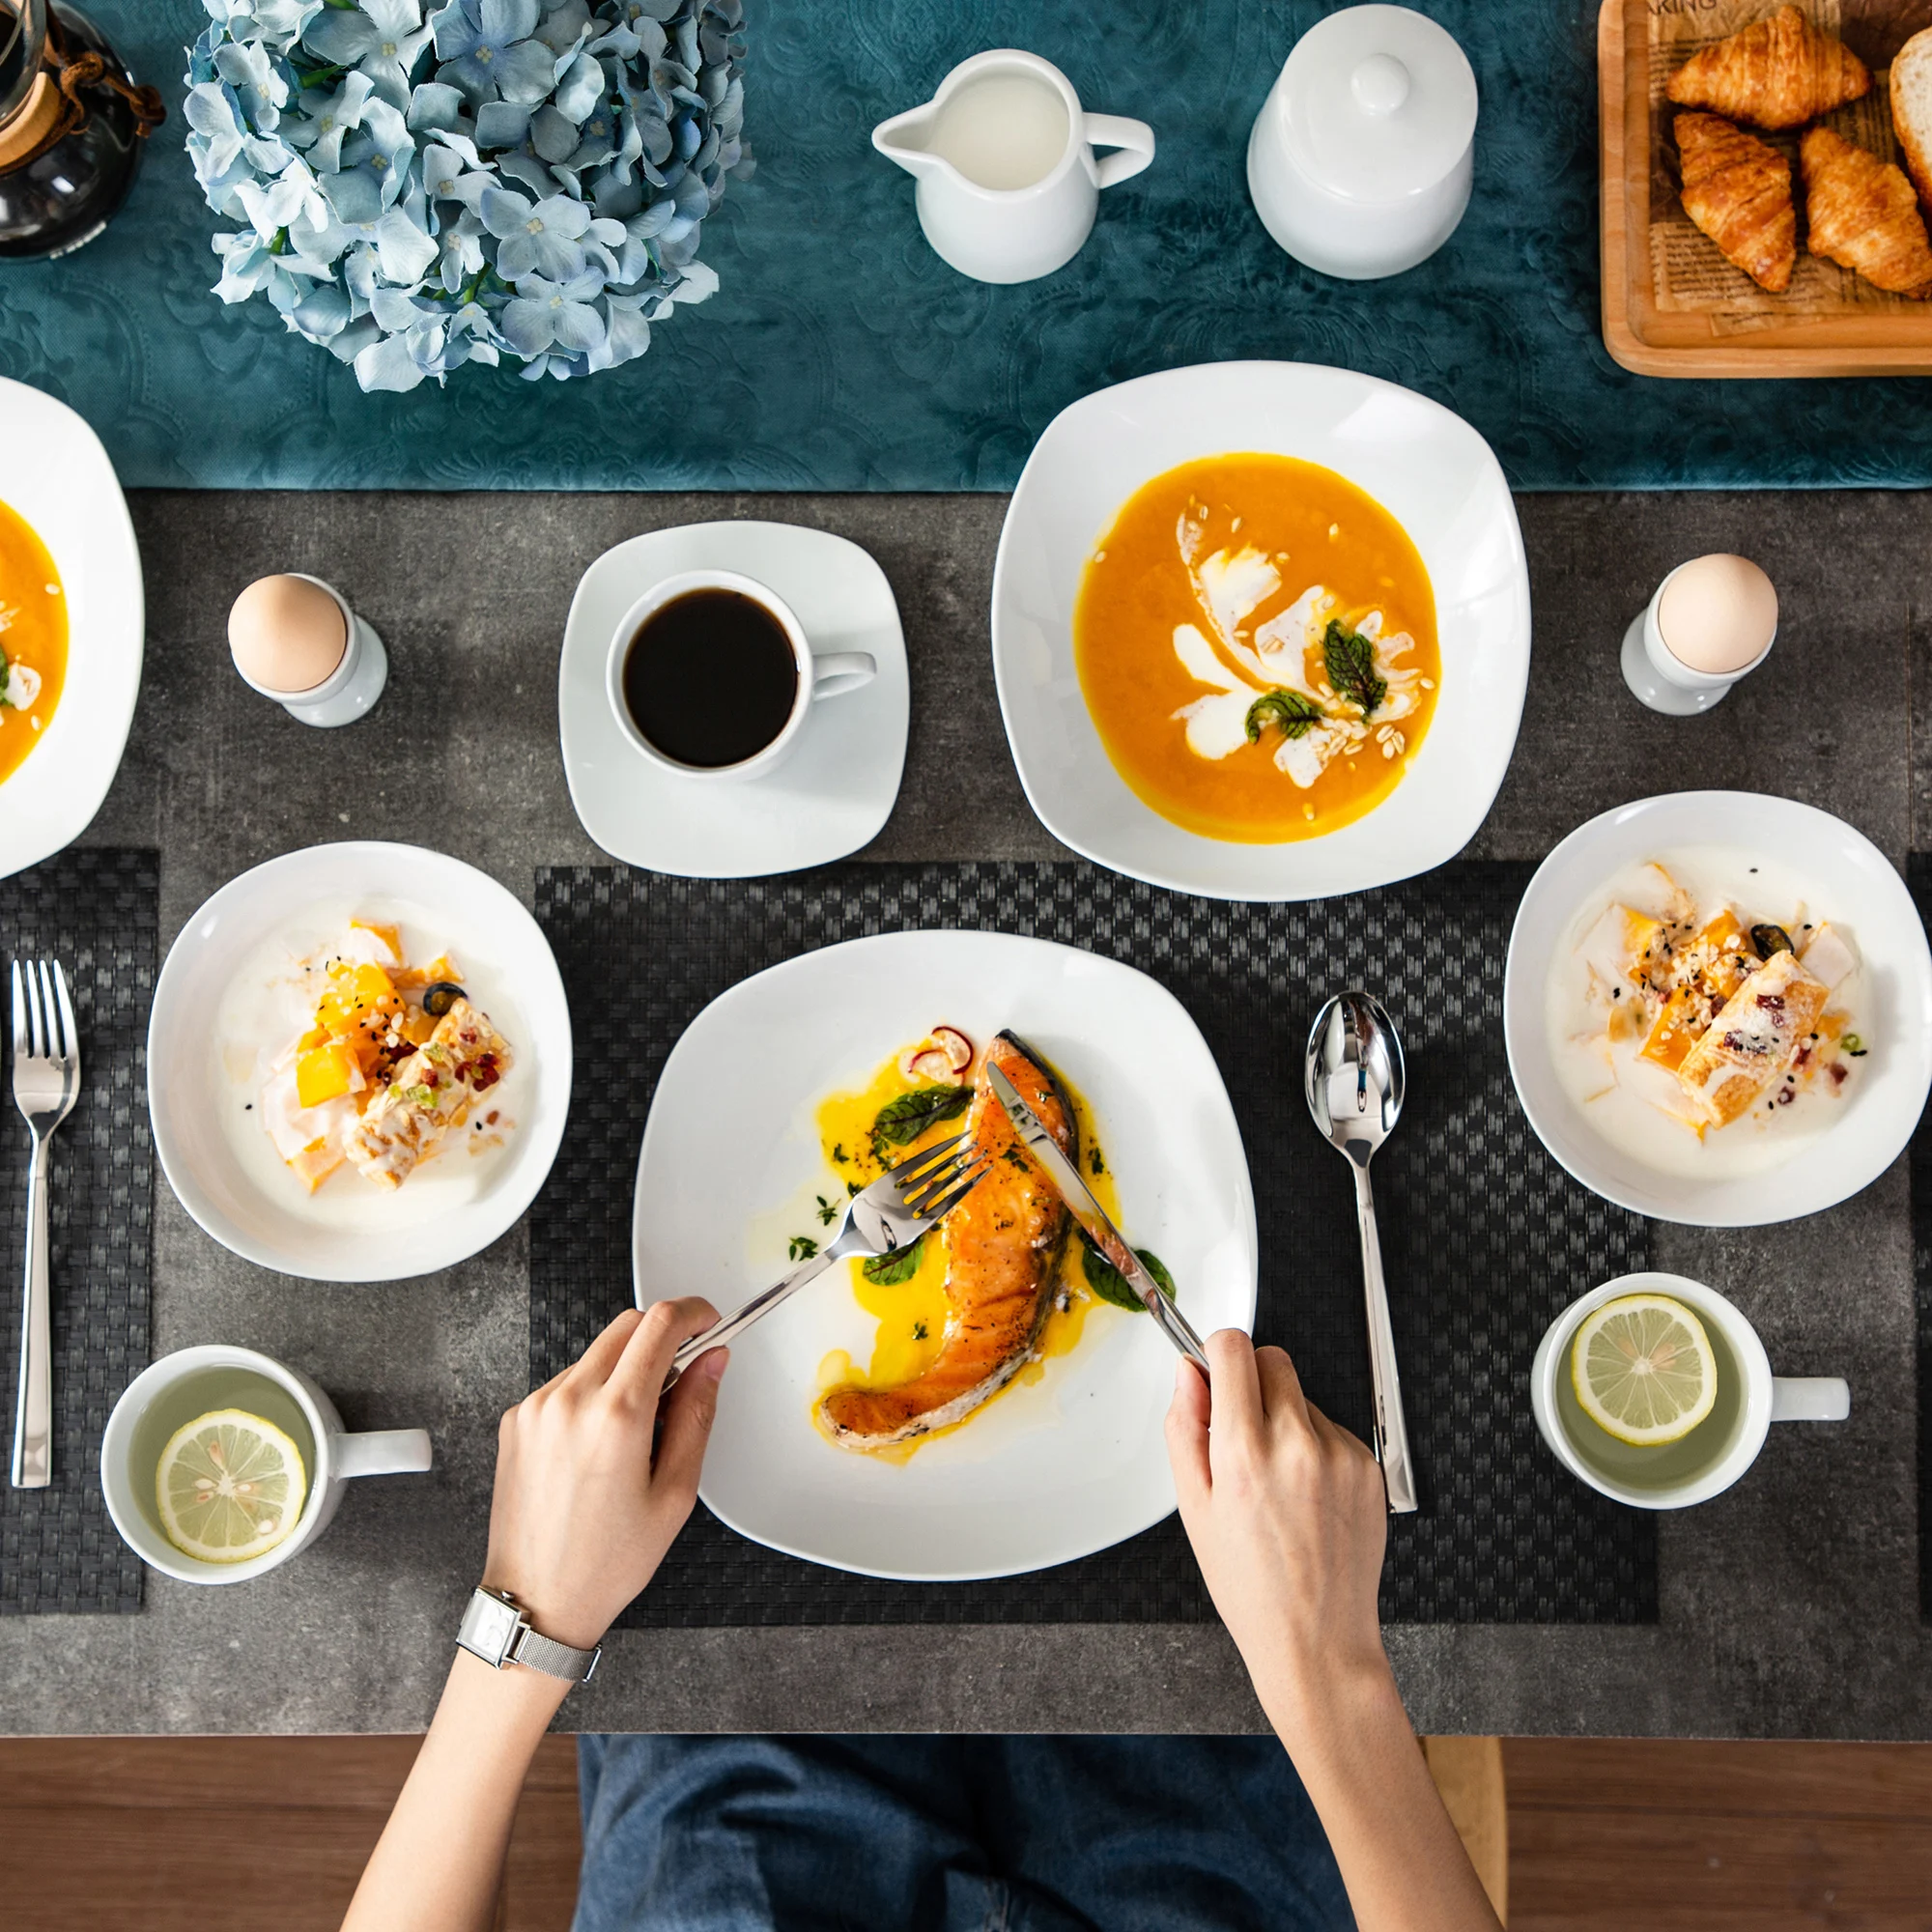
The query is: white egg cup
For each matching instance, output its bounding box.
[1621,563,1775,717]
[232,574,388,728]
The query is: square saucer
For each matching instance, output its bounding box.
[559,523,908,877]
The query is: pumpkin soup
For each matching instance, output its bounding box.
[1073,454,1439,843]
[0,498,67,784]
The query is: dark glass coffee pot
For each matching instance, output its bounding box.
[0,0,164,260]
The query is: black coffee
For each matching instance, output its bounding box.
[621,588,799,769]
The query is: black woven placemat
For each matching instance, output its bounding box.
[0,849,156,1615]
[531,860,1656,1629]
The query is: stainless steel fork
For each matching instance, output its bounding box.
[11,960,78,1489]
[664,1128,991,1386]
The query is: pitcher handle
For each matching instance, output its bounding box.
[1084,113,1155,189]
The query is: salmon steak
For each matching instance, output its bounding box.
[817,1031,1077,1451]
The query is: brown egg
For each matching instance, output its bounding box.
[229,575,348,695]
[1658,555,1777,675]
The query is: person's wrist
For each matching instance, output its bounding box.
[476,1571,613,1657]
[1251,1639,1401,1756]
[449,1643,576,1721]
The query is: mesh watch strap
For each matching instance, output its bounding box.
[509,1622,600,1684]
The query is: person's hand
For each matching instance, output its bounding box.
[481,1299,726,1651]
[1166,1328,1392,1739]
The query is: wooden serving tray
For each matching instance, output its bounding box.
[1600,0,1932,377]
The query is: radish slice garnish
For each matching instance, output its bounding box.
[930,1026,973,1072]
[898,1026,974,1083]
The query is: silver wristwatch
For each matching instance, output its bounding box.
[456,1586,601,1685]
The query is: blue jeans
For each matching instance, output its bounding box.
[573,1734,1353,1931]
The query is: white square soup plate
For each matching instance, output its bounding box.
[991,361,1530,901]
[0,378,143,880]
[632,929,1259,1582]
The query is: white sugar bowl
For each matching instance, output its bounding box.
[1246,5,1478,281]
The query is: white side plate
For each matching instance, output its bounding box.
[1504,792,1932,1227]
[559,522,909,878]
[632,929,1259,1581]
[151,842,572,1281]
[992,360,1530,900]
[0,377,143,880]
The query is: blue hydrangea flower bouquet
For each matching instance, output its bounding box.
[184,0,750,390]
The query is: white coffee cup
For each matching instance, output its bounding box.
[1531,1272,1848,1511]
[605,567,876,783]
[100,1344,433,1585]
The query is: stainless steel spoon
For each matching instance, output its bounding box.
[1304,991,1418,1515]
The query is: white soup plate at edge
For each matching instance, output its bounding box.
[1504,791,1932,1227]
[151,842,572,1281]
[559,522,909,877]
[0,377,143,880]
[991,360,1530,900]
[632,930,1259,1581]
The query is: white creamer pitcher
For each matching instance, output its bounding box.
[872,50,1154,284]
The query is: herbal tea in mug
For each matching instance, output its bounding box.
[124,1364,315,1563]
[1556,1293,1743,1498]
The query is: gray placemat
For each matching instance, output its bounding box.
[0,849,156,1615]
[1908,855,1932,1621]
[531,860,1657,1627]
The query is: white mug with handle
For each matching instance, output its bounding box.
[101,1343,432,1585]
[606,567,876,784]
[873,49,1155,284]
[1531,1271,1848,1511]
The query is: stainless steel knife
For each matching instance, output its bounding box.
[986,1058,1210,1373]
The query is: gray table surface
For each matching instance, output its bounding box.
[3,486,1927,1740]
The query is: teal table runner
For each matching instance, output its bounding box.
[5,0,1930,492]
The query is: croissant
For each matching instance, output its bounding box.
[1665,5,1870,130]
[1801,126,1932,296]
[1675,113,1796,292]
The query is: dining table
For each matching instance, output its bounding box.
[0,479,1927,1741]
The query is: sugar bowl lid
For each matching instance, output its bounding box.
[1277,4,1478,206]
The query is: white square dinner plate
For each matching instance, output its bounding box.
[0,377,143,880]
[991,361,1530,900]
[631,929,1259,1581]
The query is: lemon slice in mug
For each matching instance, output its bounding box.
[1571,1294,1719,1447]
[156,1409,308,1564]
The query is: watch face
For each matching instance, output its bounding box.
[459,1591,521,1663]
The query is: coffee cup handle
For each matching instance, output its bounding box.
[810,651,876,701]
[1086,114,1155,189]
[334,1428,434,1477]
[1770,1377,1850,1424]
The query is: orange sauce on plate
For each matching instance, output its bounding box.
[0,499,68,784]
[809,1047,1120,1458]
[1073,453,1439,843]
